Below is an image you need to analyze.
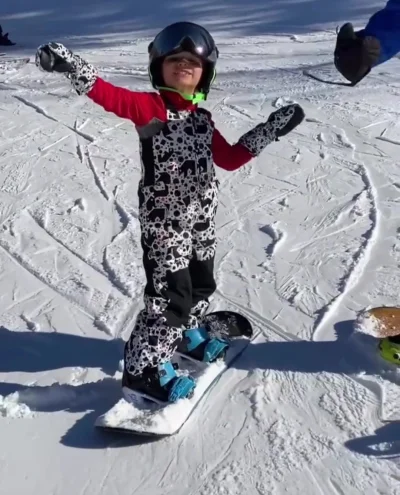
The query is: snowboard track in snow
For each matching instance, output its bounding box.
[0,210,134,335]
[0,242,96,322]
[12,95,95,142]
[82,148,134,298]
[26,209,131,299]
[84,148,110,201]
[312,155,380,340]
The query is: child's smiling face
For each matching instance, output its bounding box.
[162,51,203,95]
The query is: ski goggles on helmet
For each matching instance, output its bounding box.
[148,22,219,64]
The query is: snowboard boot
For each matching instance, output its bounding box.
[122,361,196,405]
[177,326,229,363]
[379,336,400,365]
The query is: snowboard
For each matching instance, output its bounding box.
[95,310,255,437]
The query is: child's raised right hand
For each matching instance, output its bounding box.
[35,42,98,96]
[35,42,76,73]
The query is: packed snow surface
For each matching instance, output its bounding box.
[0,1,399,494]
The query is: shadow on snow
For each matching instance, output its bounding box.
[1,318,399,453]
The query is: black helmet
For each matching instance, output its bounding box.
[148,21,219,99]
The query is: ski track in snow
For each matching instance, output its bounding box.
[0,17,399,495]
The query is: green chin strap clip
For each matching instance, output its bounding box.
[158,86,206,104]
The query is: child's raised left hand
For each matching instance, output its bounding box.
[266,104,305,139]
[238,103,305,157]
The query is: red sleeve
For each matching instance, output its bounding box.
[212,127,253,171]
[87,77,166,126]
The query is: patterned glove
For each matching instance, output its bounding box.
[35,42,98,95]
[238,104,305,157]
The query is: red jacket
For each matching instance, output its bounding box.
[87,78,253,171]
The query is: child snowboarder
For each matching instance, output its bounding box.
[35,21,305,403]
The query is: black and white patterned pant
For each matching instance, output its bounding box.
[124,177,219,376]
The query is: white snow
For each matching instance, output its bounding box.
[354,312,383,337]
[0,392,32,418]
[0,1,399,493]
